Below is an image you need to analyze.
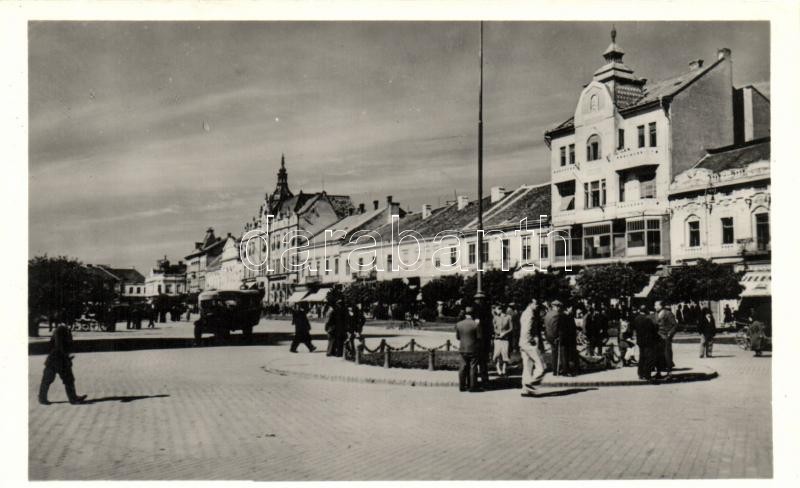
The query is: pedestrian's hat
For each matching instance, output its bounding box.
[551,299,563,306]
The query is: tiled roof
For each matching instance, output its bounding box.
[695,138,770,173]
[546,59,722,135]
[309,206,389,246]
[468,184,551,230]
[327,195,356,219]
[106,267,145,284]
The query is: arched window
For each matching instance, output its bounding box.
[590,94,599,112]
[586,134,601,161]
[686,215,702,248]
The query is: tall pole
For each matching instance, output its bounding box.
[475,21,485,303]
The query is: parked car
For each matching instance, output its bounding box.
[194,290,261,342]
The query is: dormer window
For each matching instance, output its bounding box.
[586,134,601,161]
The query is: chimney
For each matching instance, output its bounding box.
[386,195,393,205]
[688,59,704,70]
[348,208,354,216]
[457,195,469,210]
[490,186,506,203]
[358,203,365,214]
[717,48,731,60]
[373,200,379,210]
[421,204,432,219]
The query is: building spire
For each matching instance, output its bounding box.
[603,24,625,64]
[611,24,617,44]
[281,153,285,168]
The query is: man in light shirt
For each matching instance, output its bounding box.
[518,298,546,390]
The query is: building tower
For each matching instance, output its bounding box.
[268,153,293,213]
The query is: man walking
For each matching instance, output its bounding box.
[492,305,512,377]
[655,300,678,377]
[290,304,316,353]
[455,306,482,392]
[519,298,546,390]
[507,304,521,355]
[38,325,87,405]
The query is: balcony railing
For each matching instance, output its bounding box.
[611,147,662,171]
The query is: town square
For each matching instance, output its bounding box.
[9,6,796,483]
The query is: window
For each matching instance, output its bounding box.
[480,241,489,265]
[583,224,612,259]
[617,128,625,150]
[568,144,575,164]
[449,247,458,266]
[334,258,339,274]
[646,219,661,256]
[648,122,657,147]
[522,235,532,261]
[434,255,441,268]
[626,220,646,248]
[560,147,566,166]
[325,259,330,275]
[502,239,510,268]
[540,242,549,259]
[136,287,141,294]
[688,220,701,248]
[386,254,393,271]
[637,125,645,148]
[584,179,606,208]
[586,134,601,161]
[129,287,133,293]
[556,181,576,211]
[721,217,734,245]
[157,285,162,294]
[468,243,476,265]
[640,172,656,199]
[755,213,770,250]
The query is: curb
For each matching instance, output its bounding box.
[261,365,719,389]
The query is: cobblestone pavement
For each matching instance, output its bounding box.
[28,324,772,480]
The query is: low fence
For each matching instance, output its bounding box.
[352,338,459,371]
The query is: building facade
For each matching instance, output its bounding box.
[205,234,245,291]
[184,228,225,294]
[544,28,765,277]
[144,257,187,297]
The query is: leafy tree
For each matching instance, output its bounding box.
[28,255,93,336]
[325,285,345,307]
[460,269,513,306]
[375,278,416,308]
[342,281,376,309]
[651,259,744,303]
[507,271,572,305]
[421,274,464,308]
[575,263,649,306]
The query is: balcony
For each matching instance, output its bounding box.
[552,164,579,183]
[611,147,663,172]
[305,269,323,284]
[351,269,377,280]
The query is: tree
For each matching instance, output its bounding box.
[575,263,649,306]
[375,279,416,309]
[28,255,92,336]
[421,274,464,308]
[342,281,376,309]
[651,259,744,303]
[460,269,513,306]
[507,271,572,305]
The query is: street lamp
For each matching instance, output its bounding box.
[475,21,485,306]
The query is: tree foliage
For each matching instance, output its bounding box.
[575,263,649,305]
[460,269,514,306]
[421,274,464,308]
[507,271,572,305]
[651,259,744,303]
[375,278,416,307]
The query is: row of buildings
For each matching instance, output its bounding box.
[178,29,771,311]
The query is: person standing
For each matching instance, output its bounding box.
[584,305,601,356]
[699,307,716,358]
[475,300,493,386]
[492,306,512,377]
[560,303,579,376]
[655,300,678,377]
[544,300,564,376]
[632,305,658,380]
[749,319,767,357]
[290,304,316,353]
[38,325,87,405]
[507,304,521,355]
[455,306,482,392]
[723,304,733,325]
[519,298,546,389]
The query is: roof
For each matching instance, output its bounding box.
[546,58,723,136]
[106,267,145,284]
[467,184,551,230]
[309,205,389,246]
[694,138,770,173]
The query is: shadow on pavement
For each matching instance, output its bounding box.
[84,394,170,404]
[522,387,598,398]
[29,332,401,355]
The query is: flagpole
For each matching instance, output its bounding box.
[475,21,485,304]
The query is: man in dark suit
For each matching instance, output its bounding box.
[455,306,483,392]
[632,305,658,380]
[38,325,87,405]
[290,304,316,353]
[544,300,564,375]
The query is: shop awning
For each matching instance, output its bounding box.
[286,290,309,304]
[634,275,660,298]
[740,271,771,297]
[302,288,331,303]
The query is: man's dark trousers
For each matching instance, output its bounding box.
[38,361,80,403]
[459,353,479,391]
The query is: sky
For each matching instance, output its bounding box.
[28,21,770,273]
